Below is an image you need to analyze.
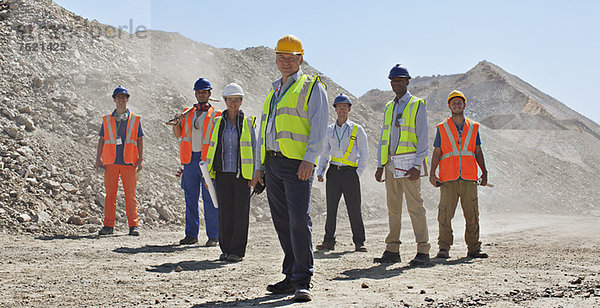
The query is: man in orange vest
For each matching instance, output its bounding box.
[429,90,488,259]
[172,78,221,246]
[95,86,144,236]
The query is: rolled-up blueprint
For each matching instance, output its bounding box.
[199,161,218,208]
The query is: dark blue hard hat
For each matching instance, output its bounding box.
[388,64,411,79]
[112,85,130,98]
[333,93,352,106]
[193,78,213,91]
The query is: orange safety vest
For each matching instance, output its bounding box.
[437,117,479,182]
[102,112,141,165]
[179,106,221,164]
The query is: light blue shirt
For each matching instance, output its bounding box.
[256,70,329,170]
[222,117,239,173]
[377,91,429,168]
[316,119,369,176]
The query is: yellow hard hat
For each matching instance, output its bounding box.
[274,34,304,55]
[447,90,467,105]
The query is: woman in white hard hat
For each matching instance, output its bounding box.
[205,83,256,262]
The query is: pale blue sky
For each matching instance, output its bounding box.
[55,0,600,124]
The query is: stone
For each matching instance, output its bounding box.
[1,108,15,119]
[175,266,183,272]
[95,193,105,208]
[31,77,43,89]
[17,213,31,223]
[16,146,33,157]
[35,210,52,224]
[18,105,32,113]
[15,115,35,131]
[45,180,61,189]
[86,216,102,225]
[67,215,84,225]
[156,206,173,221]
[61,182,78,193]
[3,126,21,139]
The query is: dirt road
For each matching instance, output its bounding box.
[1,213,599,307]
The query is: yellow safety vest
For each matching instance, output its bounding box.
[330,125,359,167]
[379,96,425,165]
[260,74,323,163]
[205,115,255,180]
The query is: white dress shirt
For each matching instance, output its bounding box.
[316,119,369,176]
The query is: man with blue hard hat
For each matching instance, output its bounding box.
[172,77,222,246]
[374,64,431,266]
[95,86,144,236]
[315,93,369,253]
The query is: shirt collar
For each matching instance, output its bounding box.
[393,91,412,105]
[272,69,303,90]
[111,109,130,118]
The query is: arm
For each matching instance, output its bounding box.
[405,102,429,180]
[172,112,185,137]
[474,144,487,186]
[251,115,265,187]
[298,82,328,181]
[136,137,144,172]
[95,136,104,169]
[375,105,388,182]
[356,125,369,177]
[316,132,331,182]
[429,147,442,187]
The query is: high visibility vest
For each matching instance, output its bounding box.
[379,96,425,165]
[179,106,221,164]
[102,112,141,165]
[330,125,359,167]
[205,115,255,180]
[437,117,479,182]
[260,74,323,163]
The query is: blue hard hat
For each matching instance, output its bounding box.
[112,85,130,98]
[193,78,213,91]
[388,64,411,79]
[333,93,352,106]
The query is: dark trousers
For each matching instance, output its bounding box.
[323,166,366,245]
[265,156,313,288]
[216,172,250,257]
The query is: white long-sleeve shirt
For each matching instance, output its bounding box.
[316,119,369,177]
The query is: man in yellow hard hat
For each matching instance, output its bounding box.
[429,90,488,259]
[251,34,329,302]
[374,64,431,266]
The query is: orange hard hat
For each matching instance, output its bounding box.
[447,90,467,105]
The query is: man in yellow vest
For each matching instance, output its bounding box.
[172,78,221,246]
[95,86,143,236]
[429,90,488,259]
[315,93,368,253]
[251,34,328,302]
[374,64,431,266]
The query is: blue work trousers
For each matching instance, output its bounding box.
[182,151,219,239]
[265,156,314,288]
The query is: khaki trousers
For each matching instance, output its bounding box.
[437,180,481,253]
[384,163,430,254]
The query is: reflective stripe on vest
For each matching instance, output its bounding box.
[330,125,359,167]
[260,74,322,163]
[206,115,255,180]
[102,112,140,165]
[437,117,479,182]
[179,106,221,164]
[379,96,423,165]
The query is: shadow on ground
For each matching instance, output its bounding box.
[147,259,226,273]
[334,257,475,280]
[114,244,201,254]
[193,293,293,307]
[36,234,104,240]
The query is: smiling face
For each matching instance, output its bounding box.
[195,90,211,103]
[276,53,303,78]
[224,96,243,114]
[335,102,351,120]
[113,94,129,111]
[448,97,466,115]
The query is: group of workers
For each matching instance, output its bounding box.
[93,34,489,302]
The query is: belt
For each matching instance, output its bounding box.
[267,151,285,158]
[330,164,357,170]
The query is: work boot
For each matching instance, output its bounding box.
[128,226,140,236]
[293,286,312,302]
[467,250,488,258]
[179,236,198,245]
[435,249,450,259]
[98,226,114,236]
[354,243,367,252]
[266,277,295,294]
[205,238,219,247]
[316,241,335,251]
[373,250,400,263]
[409,253,431,266]
[226,254,243,262]
[219,253,228,261]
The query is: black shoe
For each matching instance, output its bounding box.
[467,250,488,258]
[409,253,431,266]
[373,250,400,263]
[219,253,228,261]
[179,236,198,245]
[435,249,450,259]
[98,226,114,235]
[293,288,312,302]
[316,241,335,250]
[226,254,243,262]
[205,238,219,247]
[128,226,140,236]
[354,244,367,252]
[266,278,295,294]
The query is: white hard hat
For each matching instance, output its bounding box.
[222,83,244,97]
